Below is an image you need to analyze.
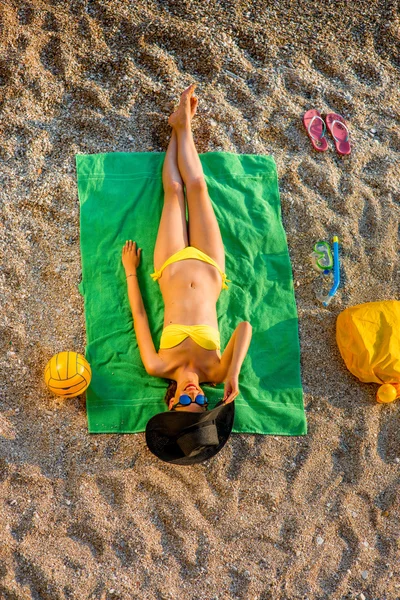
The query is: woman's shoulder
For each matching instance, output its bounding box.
[207,359,224,384]
[152,352,176,379]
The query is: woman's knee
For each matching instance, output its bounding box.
[163,180,184,196]
[186,176,207,195]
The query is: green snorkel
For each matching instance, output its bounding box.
[312,236,340,307]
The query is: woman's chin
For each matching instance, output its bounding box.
[173,404,205,413]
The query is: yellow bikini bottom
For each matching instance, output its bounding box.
[150,246,230,290]
[159,324,220,350]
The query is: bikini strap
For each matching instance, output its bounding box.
[150,270,161,282]
[221,273,231,290]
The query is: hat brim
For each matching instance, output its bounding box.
[145,401,235,465]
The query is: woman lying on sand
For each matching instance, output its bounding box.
[121,84,252,414]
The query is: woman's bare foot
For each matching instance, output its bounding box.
[190,95,198,120]
[168,84,198,129]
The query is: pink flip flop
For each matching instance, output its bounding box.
[302,109,328,152]
[325,113,351,155]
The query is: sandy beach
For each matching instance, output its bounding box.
[0,0,399,598]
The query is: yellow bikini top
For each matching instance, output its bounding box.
[150,246,230,290]
[160,324,220,350]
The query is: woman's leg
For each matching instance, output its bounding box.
[153,130,188,272]
[169,84,225,271]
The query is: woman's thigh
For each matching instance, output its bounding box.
[153,184,188,271]
[187,180,225,271]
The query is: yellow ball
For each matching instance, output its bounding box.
[44,352,91,398]
[376,384,397,404]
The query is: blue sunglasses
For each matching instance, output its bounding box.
[174,394,208,408]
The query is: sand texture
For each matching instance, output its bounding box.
[1,0,400,598]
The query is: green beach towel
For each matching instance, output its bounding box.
[76,152,307,436]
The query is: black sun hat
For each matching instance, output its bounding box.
[145,401,235,465]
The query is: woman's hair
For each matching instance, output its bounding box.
[164,380,178,407]
[163,380,216,408]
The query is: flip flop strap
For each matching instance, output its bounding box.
[307,115,326,141]
[330,119,349,143]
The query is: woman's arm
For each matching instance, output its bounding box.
[217,321,252,404]
[214,321,252,382]
[227,321,252,376]
[126,277,164,375]
[123,241,166,376]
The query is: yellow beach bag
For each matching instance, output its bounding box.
[336,300,400,402]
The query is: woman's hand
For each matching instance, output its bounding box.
[122,240,142,273]
[223,371,239,404]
